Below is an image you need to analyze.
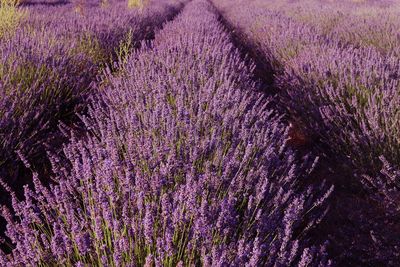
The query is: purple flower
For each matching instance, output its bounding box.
[0,1,332,266]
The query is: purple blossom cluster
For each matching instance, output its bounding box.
[0,0,185,187]
[364,157,400,214]
[0,0,333,265]
[212,0,400,264]
[212,0,400,198]
[270,0,400,56]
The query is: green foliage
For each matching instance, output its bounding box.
[0,0,26,38]
[127,0,145,9]
[115,29,133,65]
[76,32,107,65]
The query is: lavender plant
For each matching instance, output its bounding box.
[0,0,333,265]
[212,0,400,181]
[212,0,400,264]
[0,0,186,187]
[271,0,400,56]
[364,158,400,213]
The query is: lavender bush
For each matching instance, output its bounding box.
[253,0,400,56]
[364,158,400,213]
[212,0,400,264]
[212,0,400,182]
[0,0,333,265]
[0,0,186,187]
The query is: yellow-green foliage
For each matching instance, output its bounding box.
[116,29,133,64]
[0,0,26,38]
[127,0,146,9]
[76,32,107,65]
[100,0,109,8]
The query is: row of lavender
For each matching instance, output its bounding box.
[212,0,400,214]
[246,0,400,222]
[0,0,334,265]
[252,0,400,56]
[0,0,185,189]
[211,0,400,264]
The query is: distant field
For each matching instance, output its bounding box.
[0,0,399,266]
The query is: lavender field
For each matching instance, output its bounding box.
[0,0,399,266]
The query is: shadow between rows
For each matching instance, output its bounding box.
[212,2,400,266]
